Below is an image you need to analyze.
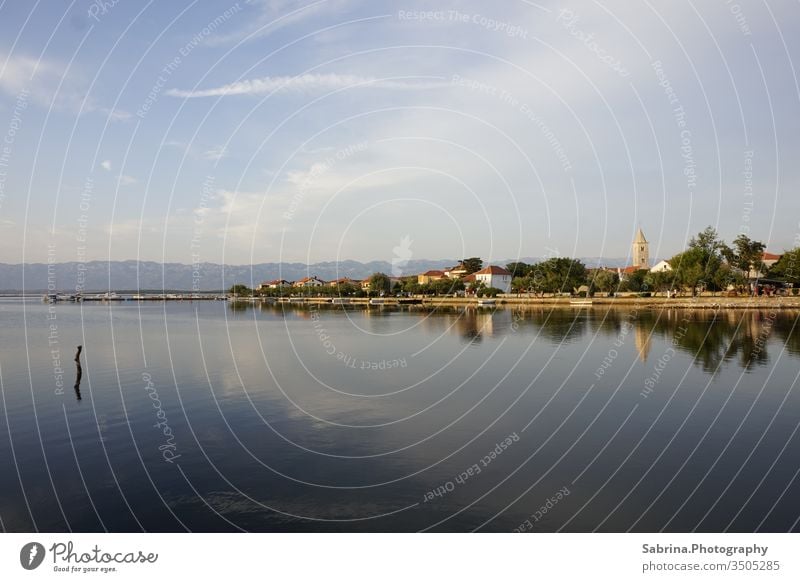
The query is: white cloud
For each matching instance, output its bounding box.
[203,146,229,161]
[101,107,132,122]
[100,160,112,171]
[204,0,354,46]
[117,174,137,186]
[166,73,447,98]
[0,52,131,118]
[0,53,52,97]
[0,52,89,112]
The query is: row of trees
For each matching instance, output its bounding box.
[643,228,797,295]
[229,231,799,298]
[508,228,798,297]
[230,257,500,298]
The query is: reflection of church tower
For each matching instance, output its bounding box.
[634,323,651,363]
[633,228,649,269]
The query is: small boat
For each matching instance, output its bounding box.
[331,298,350,305]
[397,298,422,305]
[477,299,496,306]
[369,298,385,305]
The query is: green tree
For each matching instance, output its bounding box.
[721,234,766,274]
[712,263,745,293]
[669,248,712,295]
[590,270,619,293]
[432,277,464,295]
[506,262,532,278]
[689,226,726,258]
[368,272,391,295]
[767,248,800,284]
[461,257,483,274]
[644,270,675,295]
[620,269,649,292]
[400,278,422,295]
[531,258,587,294]
[336,282,360,296]
[480,287,503,298]
[668,227,728,294]
[228,284,252,297]
[470,280,486,295]
[511,276,534,294]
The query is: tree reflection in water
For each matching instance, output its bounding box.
[246,302,799,374]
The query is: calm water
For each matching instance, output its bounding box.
[1,299,799,532]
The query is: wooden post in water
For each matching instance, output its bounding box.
[74,345,83,401]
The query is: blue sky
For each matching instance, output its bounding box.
[1,0,798,265]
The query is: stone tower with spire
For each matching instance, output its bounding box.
[633,228,649,269]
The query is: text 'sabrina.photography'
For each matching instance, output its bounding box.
[1,1,800,580]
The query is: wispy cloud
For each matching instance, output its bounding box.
[0,52,130,119]
[203,146,229,161]
[204,0,353,46]
[100,107,132,122]
[166,73,447,98]
[100,160,112,171]
[0,53,52,96]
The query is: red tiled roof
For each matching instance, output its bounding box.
[474,265,511,276]
[763,252,781,261]
[621,266,640,274]
[422,270,445,276]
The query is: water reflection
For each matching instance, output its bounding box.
[243,302,800,374]
[3,299,799,533]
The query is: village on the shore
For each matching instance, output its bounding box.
[237,226,798,302]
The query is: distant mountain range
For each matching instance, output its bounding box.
[0,257,632,292]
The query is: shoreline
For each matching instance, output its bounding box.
[8,294,800,310]
[273,295,800,310]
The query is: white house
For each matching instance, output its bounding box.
[749,252,782,279]
[650,260,672,273]
[258,279,290,291]
[445,263,468,279]
[474,265,512,293]
[293,276,325,288]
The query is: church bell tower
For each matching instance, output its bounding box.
[633,228,649,269]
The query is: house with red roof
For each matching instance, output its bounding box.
[749,251,782,279]
[329,277,356,287]
[293,276,326,288]
[258,279,290,291]
[444,263,469,279]
[417,270,445,284]
[473,265,512,293]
